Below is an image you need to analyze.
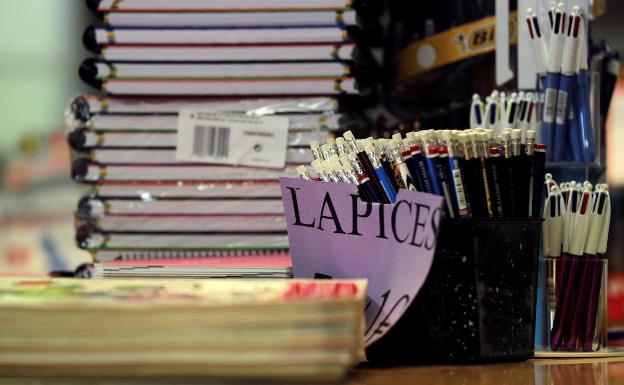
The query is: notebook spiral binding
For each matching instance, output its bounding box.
[100,248,290,261]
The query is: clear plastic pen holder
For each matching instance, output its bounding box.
[537,257,608,352]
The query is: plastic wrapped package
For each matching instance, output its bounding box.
[67,112,340,132]
[69,129,331,150]
[72,148,314,165]
[66,95,337,119]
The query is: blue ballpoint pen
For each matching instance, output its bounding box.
[553,9,581,161]
[574,12,596,163]
[541,3,566,162]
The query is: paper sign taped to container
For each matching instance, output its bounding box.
[280,177,444,346]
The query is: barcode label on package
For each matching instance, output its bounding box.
[555,90,568,125]
[176,111,288,169]
[543,88,557,123]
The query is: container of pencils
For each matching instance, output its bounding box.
[538,257,608,352]
[366,217,542,363]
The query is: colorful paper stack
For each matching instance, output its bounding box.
[66,0,372,277]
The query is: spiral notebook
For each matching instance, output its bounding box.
[100,43,355,62]
[97,77,356,96]
[91,247,290,262]
[103,10,356,28]
[91,0,353,12]
[79,197,284,216]
[86,26,351,47]
[92,180,283,199]
[93,255,293,278]
[72,161,297,182]
[83,61,351,80]
[78,231,290,250]
[68,94,338,115]
[77,213,287,233]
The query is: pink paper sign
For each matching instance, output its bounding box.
[280,178,444,345]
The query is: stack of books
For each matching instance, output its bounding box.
[67,0,373,277]
[0,277,366,379]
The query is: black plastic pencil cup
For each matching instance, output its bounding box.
[366,217,542,363]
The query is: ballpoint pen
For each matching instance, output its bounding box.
[541,3,566,162]
[573,11,596,163]
[505,92,518,129]
[553,8,581,161]
[543,184,563,329]
[550,184,591,351]
[548,1,556,30]
[583,185,610,350]
[562,184,594,350]
[498,92,507,132]
[484,94,499,132]
[364,144,396,203]
[526,8,549,86]
[514,91,525,130]
[470,94,484,130]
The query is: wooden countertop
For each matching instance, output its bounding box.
[348,358,624,385]
[2,358,624,385]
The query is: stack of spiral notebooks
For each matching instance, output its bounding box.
[68,0,376,278]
